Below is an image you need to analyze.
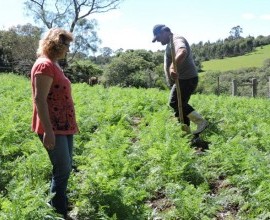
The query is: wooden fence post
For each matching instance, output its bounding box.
[251,78,257,97]
[269,77,270,98]
[232,79,237,96]
[217,76,220,96]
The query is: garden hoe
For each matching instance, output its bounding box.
[170,34,209,151]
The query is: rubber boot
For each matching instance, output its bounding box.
[187,111,208,135]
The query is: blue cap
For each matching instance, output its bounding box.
[152,24,166,42]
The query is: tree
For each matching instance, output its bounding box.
[229,25,243,39]
[24,0,123,56]
[0,24,42,75]
[100,47,114,57]
[103,49,167,89]
[65,59,103,83]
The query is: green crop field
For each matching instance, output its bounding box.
[202,44,270,72]
[1,73,270,219]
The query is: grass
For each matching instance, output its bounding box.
[202,44,270,72]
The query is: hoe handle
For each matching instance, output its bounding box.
[170,34,186,127]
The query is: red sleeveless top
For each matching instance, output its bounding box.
[31,57,78,135]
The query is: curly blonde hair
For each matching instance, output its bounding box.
[37,28,74,60]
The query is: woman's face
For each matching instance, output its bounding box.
[58,41,70,60]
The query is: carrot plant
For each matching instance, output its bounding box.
[1,73,270,219]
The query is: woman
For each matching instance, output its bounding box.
[31,28,78,219]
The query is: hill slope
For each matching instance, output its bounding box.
[202,44,270,72]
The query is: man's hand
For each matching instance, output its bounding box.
[169,64,178,80]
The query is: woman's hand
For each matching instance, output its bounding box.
[43,129,55,150]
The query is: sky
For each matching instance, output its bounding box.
[0,0,270,53]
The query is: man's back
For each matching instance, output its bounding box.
[165,35,197,80]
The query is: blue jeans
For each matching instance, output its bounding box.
[39,134,73,218]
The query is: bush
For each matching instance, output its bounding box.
[65,60,103,83]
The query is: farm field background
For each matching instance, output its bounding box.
[202,44,270,72]
[1,74,270,219]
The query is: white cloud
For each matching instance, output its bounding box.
[99,27,140,50]
[242,13,270,21]
[260,14,270,20]
[242,13,256,20]
[98,26,161,52]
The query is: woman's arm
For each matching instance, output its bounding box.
[34,74,55,150]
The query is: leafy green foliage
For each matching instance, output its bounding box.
[0,24,41,75]
[198,62,270,97]
[65,59,103,83]
[202,45,270,72]
[192,35,270,64]
[103,50,167,89]
[1,74,270,219]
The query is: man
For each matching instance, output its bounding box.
[152,24,208,135]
